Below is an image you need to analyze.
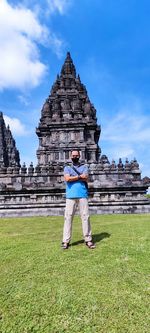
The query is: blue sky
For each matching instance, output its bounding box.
[0,0,150,179]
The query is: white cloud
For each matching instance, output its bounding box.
[4,115,27,136]
[0,0,47,90]
[18,95,30,106]
[104,145,134,160]
[102,107,150,144]
[0,0,48,41]
[48,32,64,58]
[46,0,72,14]
[19,0,72,16]
[0,0,64,90]
[99,99,150,170]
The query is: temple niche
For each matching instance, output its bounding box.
[0,52,150,217]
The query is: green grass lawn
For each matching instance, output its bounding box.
[0,214,150,333]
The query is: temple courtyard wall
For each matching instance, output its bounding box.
[0,166,150,217]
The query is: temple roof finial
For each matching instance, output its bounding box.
[60,51,76,78]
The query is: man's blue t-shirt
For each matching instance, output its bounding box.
[64,164,89,199]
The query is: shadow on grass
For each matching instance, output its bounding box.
[71,232,110,246]
[93,232,111,244]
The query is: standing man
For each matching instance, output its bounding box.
[62,149,95,249]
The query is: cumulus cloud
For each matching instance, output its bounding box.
[0,0,64,91]
[4,115,27,136]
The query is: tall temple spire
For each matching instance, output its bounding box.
[0,112,20,167]
[36,52,101,165]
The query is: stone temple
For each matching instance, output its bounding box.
[0,52,150,217]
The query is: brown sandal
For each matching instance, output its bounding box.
[62,242,69,250]
[85,241,95,249]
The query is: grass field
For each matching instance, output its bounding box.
[0,214,150,333]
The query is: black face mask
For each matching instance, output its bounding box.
[72,157,79,164]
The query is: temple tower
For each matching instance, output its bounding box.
[0,112,20,168]
[36,52,101,165]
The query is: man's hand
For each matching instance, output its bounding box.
[64,173,88,182]
[79,174,88,181]
[64,174,79,182]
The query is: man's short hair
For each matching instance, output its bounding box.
[70,149,80,155]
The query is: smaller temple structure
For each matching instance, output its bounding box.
[0,112,20,170]
[0,53,150,217]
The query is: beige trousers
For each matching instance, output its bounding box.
[63,198,92,243]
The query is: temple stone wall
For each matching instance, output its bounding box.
[0,158,150,217]
[0,186,150,217]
